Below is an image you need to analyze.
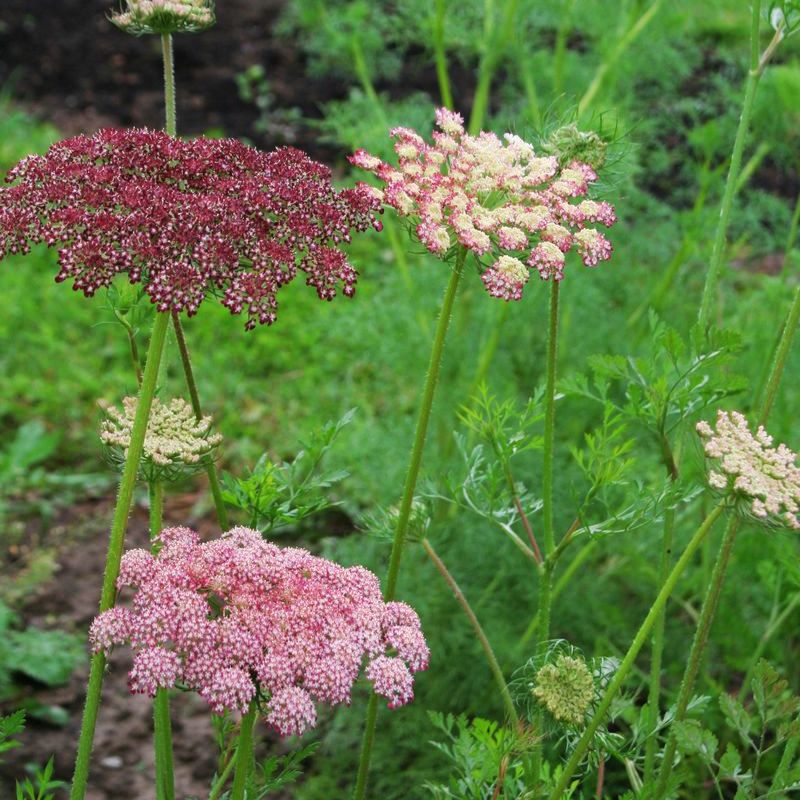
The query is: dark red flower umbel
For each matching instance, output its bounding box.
[0,129,381,328]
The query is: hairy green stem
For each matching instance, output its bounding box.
[547,504,726,800]
[230,704,257,800]
[538,280,560,642]
[70,311,170,800]
[171,313,230,530]
[161,34,176,136]
[353,251,466,800]
[423,539,519,723]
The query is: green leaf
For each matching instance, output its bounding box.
[673,720,718,764]
[719,742,741,777]
[6,629,85,687]
[720,693,752,739]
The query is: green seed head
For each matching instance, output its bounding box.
[532,653,595,726]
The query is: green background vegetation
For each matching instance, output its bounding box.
[1,0,799,796]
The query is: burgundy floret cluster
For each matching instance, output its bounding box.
[90,526,429,736]
[0,128,382,329]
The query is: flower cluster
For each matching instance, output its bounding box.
[697,411,800,529]
[100,396,222,480]
[0,129,381,329]
[532,653,595,726]
[90,526,429,736]
[350,108,616,300]
[111,0,215,35]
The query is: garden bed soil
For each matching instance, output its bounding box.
[0,494,270,800]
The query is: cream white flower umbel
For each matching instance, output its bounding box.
[697,410,800,529]
[100,396,222,480]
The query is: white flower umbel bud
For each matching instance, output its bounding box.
[100,396,222,481]
[111,0,215,36]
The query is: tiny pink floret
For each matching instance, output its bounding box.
[90,526,429,736]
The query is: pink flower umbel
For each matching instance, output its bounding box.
[697,411,800,529]
[349,108,616,299]
[90,527,429,736]
[0,129,381,329]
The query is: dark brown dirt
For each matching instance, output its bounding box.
[0,0,347,157]
[2,492,231,800]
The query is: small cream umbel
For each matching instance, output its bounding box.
[697,410,800,530]
[111,0,215,35]
[100,396,222,481]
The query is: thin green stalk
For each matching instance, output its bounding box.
[642,506,675,785]
[159,31,230,532]
[171,313,230,530]
[149,480,163,541]
[208,753,237,800]
[70,311,170,800]
[230,704,257,800]
[538,280,560,643]
[650,518,740,799]
[698,1,766,330]
[154,689,175,800]
[531,280,560,786]
[115,310,143,386]
[423,539,518,723]
[161,34,176,136]
[353,251,466,800]
[433,0,454,109]
[547,504,726,800]
[517,539,596,651]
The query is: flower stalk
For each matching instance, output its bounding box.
[230,704,257,800]
[353,249,466,800]
[422,538,518,724]
[70,310,170,800]
[547,503,726,800]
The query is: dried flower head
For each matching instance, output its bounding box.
[0,129,381,329]
[697,411,800,529]
[100,396,222,481]
[111,0,215,35]
[90,526,429,736]
[349,108,616,299]
[532,653,595,726]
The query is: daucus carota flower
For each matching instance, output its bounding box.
[532,653,595,726]
[349,108,616,299]
[697,411,800,529]
[100,396,222,480]
[90,526,429,736]
[0,128,381,329]
[111,0,215,35]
